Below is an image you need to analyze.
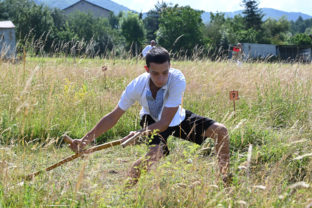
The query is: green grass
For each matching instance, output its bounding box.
[0,57,311,207]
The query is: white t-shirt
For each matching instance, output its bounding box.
[142,45,153,57]
[118,68,186,127]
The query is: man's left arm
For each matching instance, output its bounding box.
[145,106,179,132]
[121,106,178,142]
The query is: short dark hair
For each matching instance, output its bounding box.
[145,47,170,67]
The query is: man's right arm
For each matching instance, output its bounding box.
[69,105,125,152]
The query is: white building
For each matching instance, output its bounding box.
[0,21,16,60]
[241,43,277,60]
[62,0,132,17]
[230,43,312,62]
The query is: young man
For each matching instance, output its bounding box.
[69,47,230,186]
[142,40,156,57]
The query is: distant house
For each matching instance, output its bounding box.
[63,0,112,18]
[229,43,312,62]
[34,0,131,16]
[277,45,311,62]
[241,43,277,60]
[0,21,16,60]
[62,0,133,17]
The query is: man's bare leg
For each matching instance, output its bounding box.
[203,122,231,182]
[126,144,165,188]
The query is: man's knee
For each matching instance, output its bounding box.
[215,123,228,137]
[204,122,228,139]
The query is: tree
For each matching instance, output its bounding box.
[17,4,55,55]
[67,12,95,42]
[291,17,312,34]
[50,8,67,30]
[93,17,124,55]
[65,11,125,56]
[305,27,312,35]
[0,0,57,54]
[54,22,78,43]
[108,12,120,29]
[157,5,204,57]
[0,0,34,21]
[225,14,246,43]
[203,13,229,57]
[236,28,259,43]
[143,10,160,41]
[290,33,312,45]
[0,1,9,20]
[143,2,168,41]
[242,0,263,31]
[262,17,290,44]
[120,12,145,56]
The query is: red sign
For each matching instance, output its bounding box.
[229,91,239,100]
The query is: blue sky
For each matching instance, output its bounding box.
[113,0,312,15]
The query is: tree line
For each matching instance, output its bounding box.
[0,0,312,58]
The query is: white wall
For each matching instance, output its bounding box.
[242,43,277,60]
[0,28,16,59]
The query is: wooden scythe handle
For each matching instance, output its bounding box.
[24,133,142,180]
[121,131,142,147]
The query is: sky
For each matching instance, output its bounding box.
[112,0,312,16]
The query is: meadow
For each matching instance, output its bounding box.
[0,56,311,207]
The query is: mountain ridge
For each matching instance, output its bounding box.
[33,0,312,22]
[201,8,312,23]
[33,0,131,15]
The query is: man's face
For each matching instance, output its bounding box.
[148,61,170,88]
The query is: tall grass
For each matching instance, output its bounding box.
[0,57,142,145]
[0,57,311,207]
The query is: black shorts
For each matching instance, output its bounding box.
[140,110,215,155]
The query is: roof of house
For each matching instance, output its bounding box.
[0,21,15,29]
[63,0,112,13]
[40,0,131,15]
